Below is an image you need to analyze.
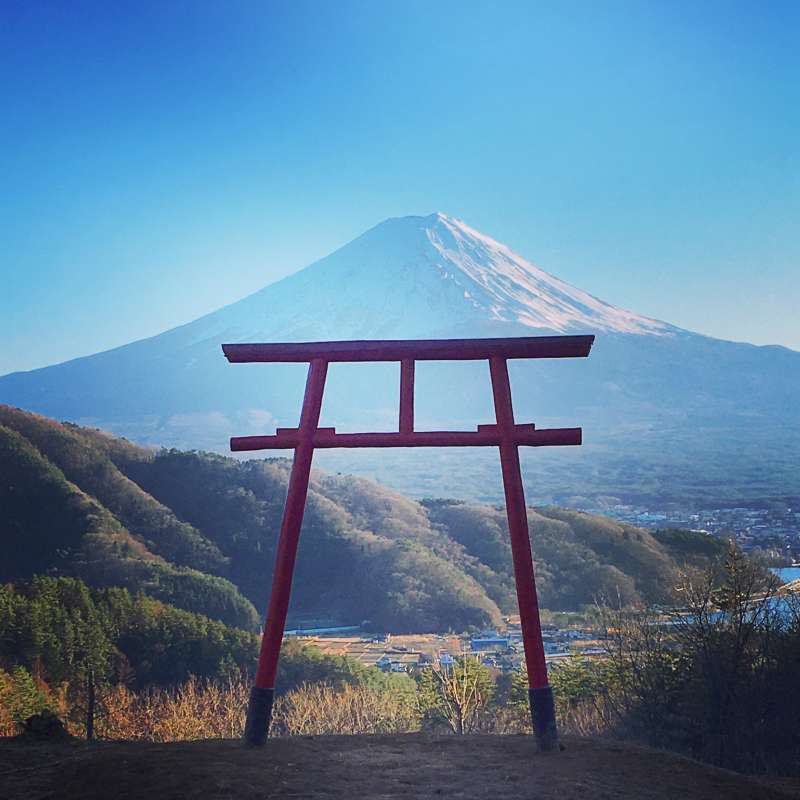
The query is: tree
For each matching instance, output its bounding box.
[600,545,800,774]
[0,666,52,729]
[416,655,493,734]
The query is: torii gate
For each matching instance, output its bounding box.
[223,334,594,750]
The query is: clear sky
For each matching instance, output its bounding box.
[1,0,798,375]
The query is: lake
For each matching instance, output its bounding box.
[771,567,800,583]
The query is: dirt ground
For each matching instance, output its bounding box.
[1,733,798,800]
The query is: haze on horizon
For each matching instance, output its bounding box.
[1,0,798,376]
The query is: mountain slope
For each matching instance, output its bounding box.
[0,408,259,630]
[0,406,225,573]
[1,213,797,505]
[1,407,731,631]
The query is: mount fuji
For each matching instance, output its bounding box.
[2,213,797,506]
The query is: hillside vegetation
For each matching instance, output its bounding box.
[1,405,727,632]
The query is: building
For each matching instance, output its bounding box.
[470,635,510,652]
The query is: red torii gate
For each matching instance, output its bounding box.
[223,334,594,750]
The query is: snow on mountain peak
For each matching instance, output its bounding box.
[417,212,671,336]
[205,213,674,343]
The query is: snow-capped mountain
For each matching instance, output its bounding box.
[200,213,672,342]
[1,213,797,505]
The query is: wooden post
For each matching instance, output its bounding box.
[399,359,415,434]
[243,358,328,745]
[489,356,558,751]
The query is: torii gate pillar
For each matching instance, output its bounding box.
[223,335,594,751]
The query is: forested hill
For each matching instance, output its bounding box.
[0,405,726,633]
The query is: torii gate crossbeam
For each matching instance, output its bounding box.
[223,334,594,751]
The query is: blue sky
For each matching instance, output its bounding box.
[1,0,798,374]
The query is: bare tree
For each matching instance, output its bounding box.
[417,654,492,735]
[275,683,418,736]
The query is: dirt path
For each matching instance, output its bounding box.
[1,734,797,800]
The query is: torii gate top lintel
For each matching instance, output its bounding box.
[222,334,594,363]
[224,334,595,752]
[223,334,594,452]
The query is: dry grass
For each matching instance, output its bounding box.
[94,677,247,741]
[80,677,417,741]
[274,683,418,736]
[2,671,612,743]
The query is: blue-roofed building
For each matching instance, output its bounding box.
[470,635,510,652]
